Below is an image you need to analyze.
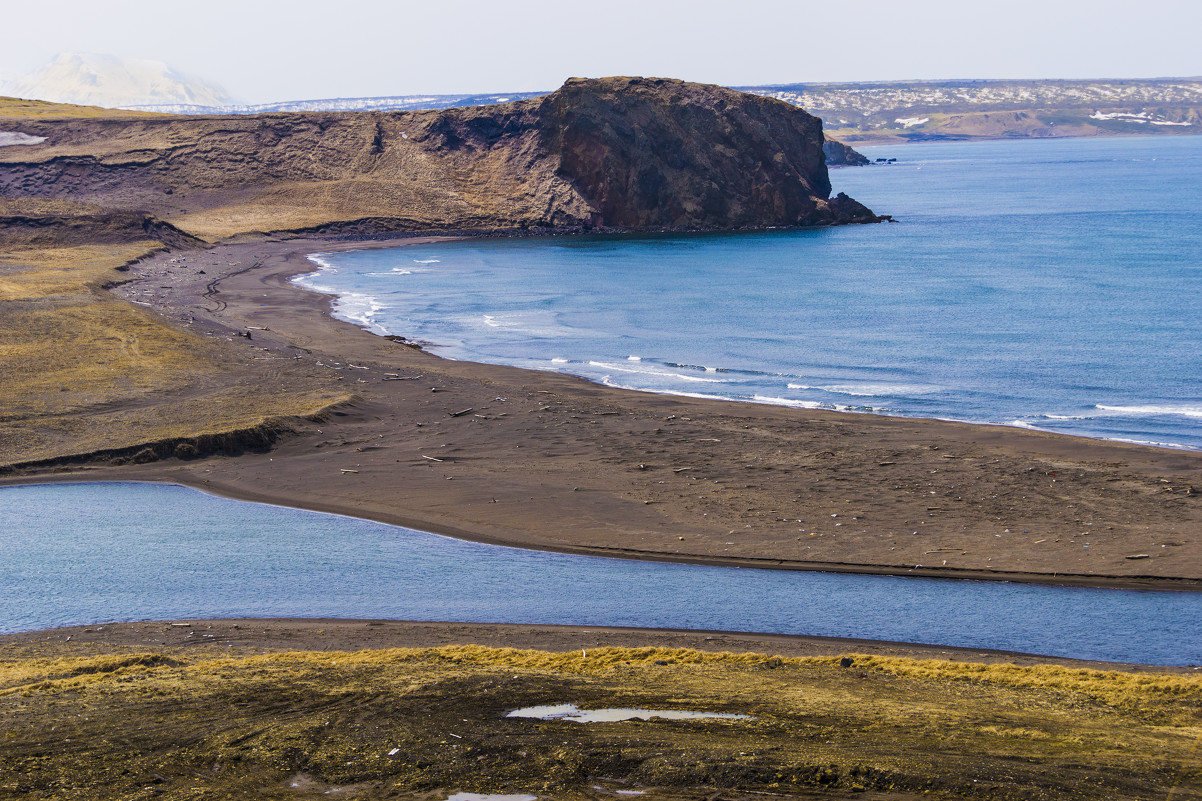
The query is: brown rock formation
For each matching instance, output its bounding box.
[539,76,865,228]
[822,137,871,166]
[1,77,880,241]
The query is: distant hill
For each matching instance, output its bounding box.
[1,53,232,109]
[742,78,1202,143]
[9,60,1200,146]
[122,92,549,115]
[121,76,1202,146]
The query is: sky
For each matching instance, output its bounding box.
[2,0,1200,104]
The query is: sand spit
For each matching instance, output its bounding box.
[3,234,1199,589]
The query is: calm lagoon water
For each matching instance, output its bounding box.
[2,483,1199,666]
[298,135,1202,449]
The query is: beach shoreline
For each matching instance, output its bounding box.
[294,232,1202,454]
[5,232,1200,591]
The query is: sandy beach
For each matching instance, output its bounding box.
[5,233,1198,590]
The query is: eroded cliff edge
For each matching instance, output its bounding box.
[0,77,881,241]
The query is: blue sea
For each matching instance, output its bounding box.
[297,136,1202,450]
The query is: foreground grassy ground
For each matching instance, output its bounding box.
[0,643,1198,800]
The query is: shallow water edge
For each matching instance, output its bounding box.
[6,474,1197,593]
[4,482,1200,665]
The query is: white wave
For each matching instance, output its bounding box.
[458,310,586,340]
[412,259,440,264]
[627,355,642,361]
[1041,413,1088,420]
[331,292,389,334]
[598,377,721,401]
[293,257,339,291]
[1109,437,1194,449]
[785,381,938,397]
[1095,403,1202,419]
[304,253,339,273]
[550,358,569,364]
[1007,420,1044,431]
[822,382,940,397]
[295,279,337,293]
[588,361,730,383]
[752,395,824,409]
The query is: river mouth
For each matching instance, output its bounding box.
[2,481,1199,666]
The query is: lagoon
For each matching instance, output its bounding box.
[2,482,1198,665]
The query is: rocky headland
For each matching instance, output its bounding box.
[0,76,881,242]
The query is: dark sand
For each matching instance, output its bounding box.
[6,234,1201,590]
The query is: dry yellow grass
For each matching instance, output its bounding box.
[0,96,166,120]
[1,644,1197,799]
[0,241,156,300]
[0,242,346,467]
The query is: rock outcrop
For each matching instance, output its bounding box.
[540,77,863,228]
[0,77,881,241]
[0,199,203,248]
[822,137,870,166]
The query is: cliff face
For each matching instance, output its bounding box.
[0,78,880,241]
[540,77,847,228]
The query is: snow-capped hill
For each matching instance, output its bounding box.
[125,91,550,115]
[2,53,232,109]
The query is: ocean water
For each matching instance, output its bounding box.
[2,483,1199,665]
[298,137,1202,449]
[296,135,1202,449]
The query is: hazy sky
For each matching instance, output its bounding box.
[4,0,1200,103]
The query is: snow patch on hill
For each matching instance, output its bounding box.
[1,53,232,109]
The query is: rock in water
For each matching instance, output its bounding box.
[822,137,871,167]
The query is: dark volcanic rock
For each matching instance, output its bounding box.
[822,138,871,167]
[0,200,205,248]
[541,76,872,229]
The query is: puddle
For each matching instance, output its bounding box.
[506,703,750,723]
[446,795,537,801]
[285,772,368,795]
[592,784,647,797]
[0,132,46,147]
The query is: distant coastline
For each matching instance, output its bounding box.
[115,76,1202,148]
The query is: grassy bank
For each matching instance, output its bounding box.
[0,238,348,469]
[1,643,1198,800]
